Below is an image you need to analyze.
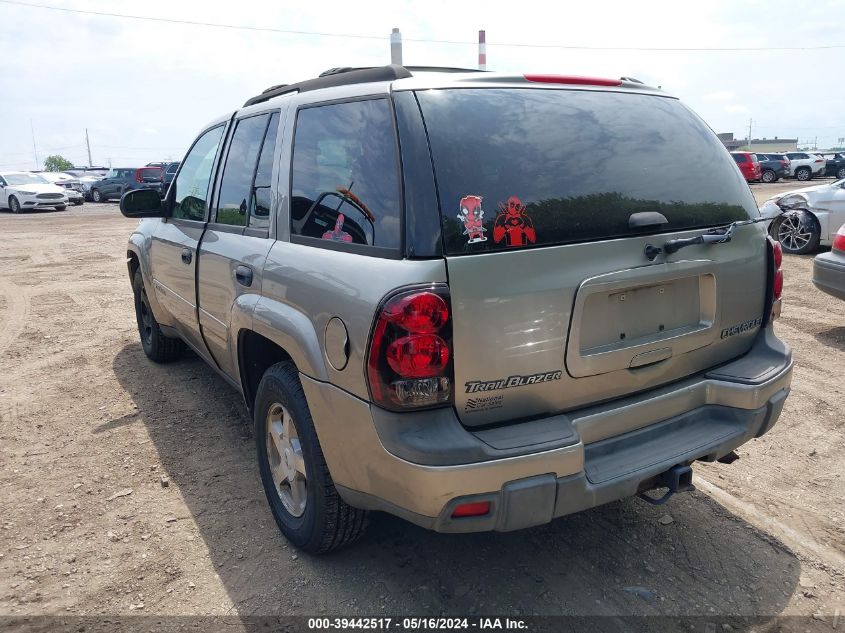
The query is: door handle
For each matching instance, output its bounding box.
[235,265,253,287]
[181,248,192,264]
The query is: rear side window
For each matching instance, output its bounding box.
[732,154,745,163]
[216,113,270,227]
[416,89,756,254]
[290,98,401,251]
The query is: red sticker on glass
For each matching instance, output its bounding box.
[322,213,353,243]
[493,196,536,247]
[457,195,488,244]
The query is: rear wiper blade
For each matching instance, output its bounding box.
[645,216,771,261]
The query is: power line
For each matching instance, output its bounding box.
[3,0,845,51]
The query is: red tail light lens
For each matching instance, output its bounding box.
[833,226,845,252]
[383,292,449,333]
[386,334,449,378]
[772,239,783,269]
[367,287,453,410]
[768,236,784,310]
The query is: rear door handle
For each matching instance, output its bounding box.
[181,248,192,264]
[235,265,253,287]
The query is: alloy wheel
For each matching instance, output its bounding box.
[777,214,813,252]
[266,403,307,517]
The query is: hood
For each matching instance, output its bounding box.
[7,183,67,195]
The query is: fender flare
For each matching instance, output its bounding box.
[250,296,329,382]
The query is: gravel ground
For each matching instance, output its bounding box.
[0,189,842,630]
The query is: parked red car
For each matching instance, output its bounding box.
[731,151,762,182]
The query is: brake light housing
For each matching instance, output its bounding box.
[367,286,453,410]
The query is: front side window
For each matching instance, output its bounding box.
[290,99,401,250]
[172,124,226,221]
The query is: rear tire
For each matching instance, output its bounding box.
[795,167,811,181]
[91,189,103,203]
[255,361,368,554]
[837,167,845,180]
[761,169,777,183]
[772,211,821,254]
[55,205,67,211]
[9,196,21,213]
[132,269,184,362]
[73,199,83,206]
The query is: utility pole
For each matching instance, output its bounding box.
[85,128,93,167]
[747,118,753,151]
[478,30,487,70]
[390,28,402,65]
[30,119,39,170]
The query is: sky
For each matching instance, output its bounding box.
[1,0,844,171]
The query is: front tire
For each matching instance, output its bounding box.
[761,169,777,183]
[91,189,103,202]
[73,199,83,206]
[255,361,367,554]
[772,211,821,254]
[9,196,21,213]
[837,167,845,180]
[795,167,811,181]
[55,205,67,211]
[132,269,184,362]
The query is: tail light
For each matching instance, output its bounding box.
[832,224,845,252]
[367,286,453,410]
[766,236,783,323]
[135,170,144,183]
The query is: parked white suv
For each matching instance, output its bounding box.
[785,152,826,181]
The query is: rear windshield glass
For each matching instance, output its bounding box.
[415,88,756,254]
[138,168,162,181]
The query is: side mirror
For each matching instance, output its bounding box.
[120,188,165,218]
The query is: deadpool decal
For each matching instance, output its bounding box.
[457,195,487,243]
[493,195,536,247]
[322,213,353,243]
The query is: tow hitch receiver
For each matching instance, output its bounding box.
[638,464,696,506]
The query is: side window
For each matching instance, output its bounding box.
[732,154,744,164]
[290,98,401,250]
[215,114,269,227]
[172,125,226,221]
[166,163,179,175]
[106,169,118,178]
[250,111,280,230]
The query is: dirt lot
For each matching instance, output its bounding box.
[0,186,843,629]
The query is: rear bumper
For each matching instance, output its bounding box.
[813,250,845,300]
[303,327,792,533]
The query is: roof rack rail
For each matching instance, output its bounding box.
[243,64,413,107]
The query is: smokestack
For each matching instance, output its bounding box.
[391,28,403,65]
[478,29,486,70]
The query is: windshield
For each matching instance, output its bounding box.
[4,173,48,185]
[416,88,758,254]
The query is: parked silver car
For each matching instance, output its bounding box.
[760,178,845,253]
[120,66,793,553]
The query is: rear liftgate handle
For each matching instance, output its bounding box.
[235,265,253,287]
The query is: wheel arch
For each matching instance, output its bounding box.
[237,329,294,420]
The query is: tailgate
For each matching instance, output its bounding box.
[448,227,766,426]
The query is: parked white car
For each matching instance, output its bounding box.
[760,178,845,253]
[784,152,827,182]
[37,172,84,205]
[0,172,69,213]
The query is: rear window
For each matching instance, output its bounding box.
[415,88,756,254]
[138,167,162,181]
